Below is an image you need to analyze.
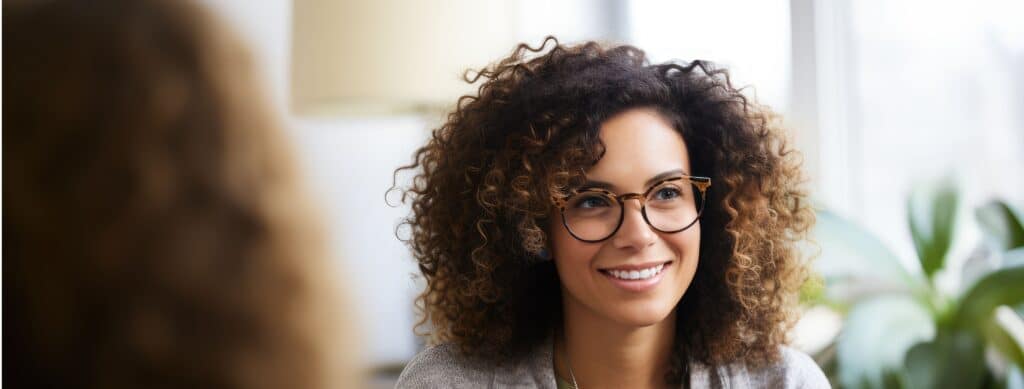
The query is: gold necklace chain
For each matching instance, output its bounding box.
[565,343,580,389]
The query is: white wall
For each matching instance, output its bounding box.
[289,116,427,365]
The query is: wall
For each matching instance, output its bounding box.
[203,0,424,365]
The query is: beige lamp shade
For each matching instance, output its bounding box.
[291,0,520,115]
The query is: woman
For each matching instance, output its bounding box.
[393,38,828,388]
[3,0,355,387]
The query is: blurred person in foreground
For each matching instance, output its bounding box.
[3,0,358,388]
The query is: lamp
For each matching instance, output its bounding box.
[291,0,520,115]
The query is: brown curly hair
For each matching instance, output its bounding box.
[393,38,814,383]
[4,0,352,388]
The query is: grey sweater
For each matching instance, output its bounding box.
[395,338,831,388]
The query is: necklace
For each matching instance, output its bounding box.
[565,344,580,389]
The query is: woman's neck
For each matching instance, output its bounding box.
[555,298,677,389]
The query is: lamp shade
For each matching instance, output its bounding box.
[291,0,519,115]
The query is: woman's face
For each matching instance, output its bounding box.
[550,108,700,328]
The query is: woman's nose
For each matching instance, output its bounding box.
[611,198,656,250]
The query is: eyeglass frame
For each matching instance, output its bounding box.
[552,175,712,243]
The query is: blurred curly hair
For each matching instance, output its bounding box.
[4,1,350,388]
[393,37,814,383]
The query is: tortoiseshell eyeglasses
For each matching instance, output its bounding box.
[553,175,711,243]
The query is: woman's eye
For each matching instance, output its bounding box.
[654,187,681,200]
[575,196,610,208]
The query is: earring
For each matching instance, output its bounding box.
[538,248,552,260]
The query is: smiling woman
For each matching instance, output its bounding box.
[392,38,828,388]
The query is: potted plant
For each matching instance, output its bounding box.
[809,181,1024,388]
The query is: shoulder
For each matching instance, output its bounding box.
[396,340,558,389]
[734,346,831,389]
[395,343,495,388]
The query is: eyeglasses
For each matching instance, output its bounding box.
[553,175,711,243]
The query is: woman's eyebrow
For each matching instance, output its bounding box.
[578,180,615,191]
[644,169,688,187]
[580,169,689,191]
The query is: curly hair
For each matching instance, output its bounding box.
[394,37,814,383]
[4,1,351,388]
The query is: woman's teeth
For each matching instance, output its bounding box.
[607,264,665,280]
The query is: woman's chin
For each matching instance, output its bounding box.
[607,303,676,328]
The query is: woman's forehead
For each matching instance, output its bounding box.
[584,108,691,191]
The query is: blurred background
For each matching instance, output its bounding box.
[200,0,1023,387]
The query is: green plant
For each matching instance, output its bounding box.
[811,181,1024,389]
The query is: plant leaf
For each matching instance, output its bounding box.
[837,295,934,389]
[980,306,1024,369]
[1009,364,1024,389]
[811,210,921,306]
[976,200,1024,251]
[954,263,1024,331]
[1005,248,1024,268]
[960,245,997,296]
[903,330,987,389]
[907,180,959,280]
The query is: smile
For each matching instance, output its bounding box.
[604,263,665,280]
[597,261,673,292]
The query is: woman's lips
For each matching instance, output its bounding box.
[599,261,670,272]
